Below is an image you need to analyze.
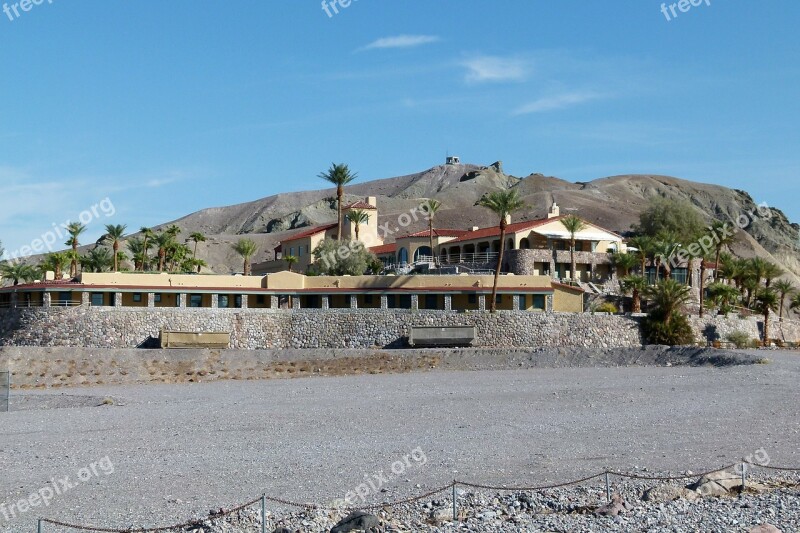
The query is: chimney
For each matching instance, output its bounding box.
[547,201,560,219]
[504,214,511,225]
[471,226,480,232]
[367,196,377,208]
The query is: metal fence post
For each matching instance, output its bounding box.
[37,519,43,533]
[261,494,266,533]
[605,472,611,501]
[452,481,457,522]
[741,463,747,495]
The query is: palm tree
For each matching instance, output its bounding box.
[478,189,526,313]
[645,278,692,325]
[710,221,736,280]
[754,288,779,347]
[706,282,740,316]
[653,236,680,282]
[772,279,795,320]
[285,255,298,272]
[627,235,655,277]
[181,257,207,273]
[560,215,586,283]
[424,199,442,264]
[346,209,370,241]
[763,262,783,288]
[153,232,174,272]
[621,275,647,313]
[165,225,182,238]
[103,224,127,272]
[318,163,357,240]
[80,248,114,273]
[0,263,38,285]
[188,232,206,260]
[65,222,86,277]
[41,252,69,279]
[232,238,258,276]
[791,293,800,316]
[612,252,638,278]
[139,227,154,270]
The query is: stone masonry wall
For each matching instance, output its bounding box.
[0,307,795,350]
[0,307,644,349]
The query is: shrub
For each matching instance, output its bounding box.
[726,330,751,349]
[595,302,618,314]
[643,312,696,346]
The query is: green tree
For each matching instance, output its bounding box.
[41,252,69,279]
[284,255,298,272]
[346,209,370,241]
[612,252,638,277]
[102,224,127,272]
[139,227,154,270]
[635,197,704,244]
[65,222,86,277]
[423,199,442,264]
[0,262,38,286]
[754,288,779,347]
[318,163,357,240]
[627,235,655,276]
[80,248,114,273]
[126,237,148,271]
[621,275,647,313]
[232,238,258,276]
[642,279,695,345]
[772,279,795,320]
[791,293,800,315]
[188,232,206,260]
[706,281,740,316]
[153,232,175,272]
[311,238,377,276]
[478,189,526,313]
[560,215,587,283]
[709,220,736,281]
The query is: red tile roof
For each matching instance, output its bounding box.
[447,217,564,244]
[369,243,397,255]
[400,228,470,239]
[280,223,337,244]
[345,201,377,210]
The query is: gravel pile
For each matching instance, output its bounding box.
[184,473,799,532]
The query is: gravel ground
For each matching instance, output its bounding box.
[1,349,798,532]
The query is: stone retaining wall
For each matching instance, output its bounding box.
[0,307,795,350]
[0,307,643,349]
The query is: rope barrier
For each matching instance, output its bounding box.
[37,464,800,532]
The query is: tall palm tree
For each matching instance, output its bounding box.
[126,237,148,271]
[424,199,442,264]
[65,222,86,277]
[139,227,154,271]
[478,189,526,313]
[318,163,357,240]
[560,215,586,283]
[80,248,114,273]
[762,262,783,288]
[754,288,779,347]
[102,224,127,272]
[0,263,38,286]
[346,209,370,241]
[165,225,182,238]
[654,234,680,282]
[706,281,741,316]
[772,279,795,320]
[791,293,800,316]
[627,235,655,277]
[285,255,298,272]
[709,221,736,280]
[621,275,647,313]
[645,278,691,326]
[188,232,206,260]
[153,232,174,272]
[232,238,258,276]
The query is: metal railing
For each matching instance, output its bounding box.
[0,371,9,413]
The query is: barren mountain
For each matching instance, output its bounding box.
[150,161,798,282]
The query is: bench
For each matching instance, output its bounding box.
[408,326,477,348]
[159,331,231,349]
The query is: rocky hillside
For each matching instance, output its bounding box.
[148,161,799,282]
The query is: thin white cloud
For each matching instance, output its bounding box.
[462,56,528,83]
[514,91,605,114]
[360,35,440,51]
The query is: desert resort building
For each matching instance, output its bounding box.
[0,199,637,314]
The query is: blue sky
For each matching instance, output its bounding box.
[1,0,798,258]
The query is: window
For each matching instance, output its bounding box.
[289,247,295,257]
[533,295,546,310]
[306,295,320,308]
[234,295,242,308]
[468,294,477,304]
[219,295,229,308]
[154,293,162,303]
[671,268,689,285]
[517,295,527,310]
[364,294,373,305]
[495,294,503,305]
[256,295,265,305]
[133,293,142,303]
[58,292,72,306]
[189,295,203,308]
[424,294,438,310]
[298,246,304,257]
[91,293,105,307]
